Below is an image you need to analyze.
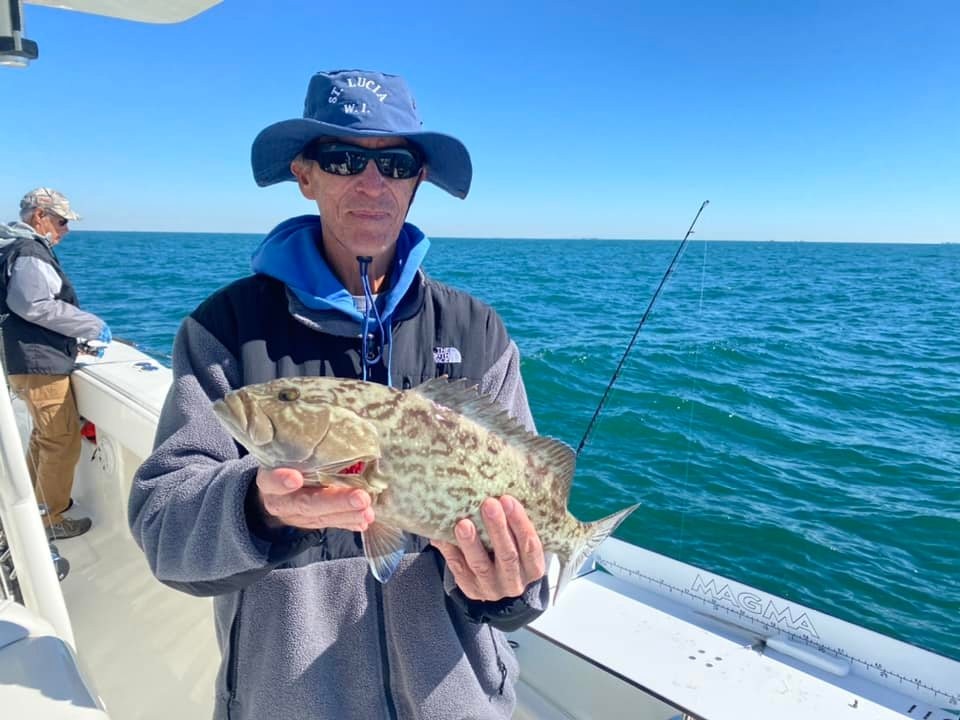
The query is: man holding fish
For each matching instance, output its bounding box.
[130,69,556,720]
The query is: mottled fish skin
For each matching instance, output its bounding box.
[212,376,638,599]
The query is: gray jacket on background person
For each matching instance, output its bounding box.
[0,221,106,374]
[2,187,109,539]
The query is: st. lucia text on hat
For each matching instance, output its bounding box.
[328,76,389,115]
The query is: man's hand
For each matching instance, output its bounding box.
[77,340,107,357]
[256,467,373,532]
[432,495,545,602]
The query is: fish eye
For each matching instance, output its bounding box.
[277,388,300,402]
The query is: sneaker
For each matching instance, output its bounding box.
[51,548,70,581]
[45,516,92,540]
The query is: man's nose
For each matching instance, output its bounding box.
[354,160,386,193]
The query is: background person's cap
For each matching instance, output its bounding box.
[20,188,81,221]
[251,69,472,199]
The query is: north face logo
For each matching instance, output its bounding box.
[433,346,462,364]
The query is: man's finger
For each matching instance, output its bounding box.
[432,540,466,574]
[501,496,545,583]
[432,539,478,597]
[481,498,522,583]
[257,467,304,495]
[258,472,374,528]
[299,485,372,513]
[455,518,495,584]
[281,508,374,531]
[431,539,458,557]
[278,487,370,516]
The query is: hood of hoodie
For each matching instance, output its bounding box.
[250,215,430,324]
[0,221,47,249]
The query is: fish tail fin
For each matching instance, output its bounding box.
[554,504,640,605]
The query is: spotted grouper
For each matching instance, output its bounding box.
[212,376,638,600]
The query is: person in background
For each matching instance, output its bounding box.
[0,188,112,540]
[129,69,549,719]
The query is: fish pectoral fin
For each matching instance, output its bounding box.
[363,457,390,493]
[361,522,407,583]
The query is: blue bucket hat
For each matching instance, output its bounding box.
[251,69,472,199]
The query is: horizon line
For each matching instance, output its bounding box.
[65,230,956,245]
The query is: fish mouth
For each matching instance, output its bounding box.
[313,456,376,477]
[212,393,275,447]
[297,456,378,487]
[212,397,245,439]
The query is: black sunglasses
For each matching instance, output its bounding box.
[303,142,423,180]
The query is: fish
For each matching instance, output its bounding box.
[212,376,639,601]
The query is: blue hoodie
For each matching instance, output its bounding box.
[251,214,429,321]
[250,214,430,384]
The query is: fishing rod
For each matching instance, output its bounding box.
[576,200,710,458]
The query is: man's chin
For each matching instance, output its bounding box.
[347,226,402,251]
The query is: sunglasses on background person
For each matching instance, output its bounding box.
[302,141,423,180]
[43,211,69,227]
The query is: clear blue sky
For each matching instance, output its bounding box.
[2,0,957,242]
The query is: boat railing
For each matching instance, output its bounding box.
[0,356,76,648]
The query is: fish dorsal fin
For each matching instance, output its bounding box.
[412,377,577,501]
[523,435,576,500]
[412,377,534,442]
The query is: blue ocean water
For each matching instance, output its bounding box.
[59,231,959,660]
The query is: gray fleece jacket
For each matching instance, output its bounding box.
[0,221,106,374]
[129,219,548,720]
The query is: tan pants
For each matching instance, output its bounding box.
[8,374,82,526]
